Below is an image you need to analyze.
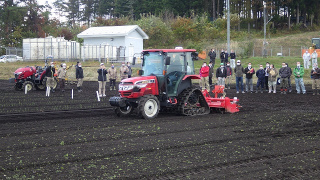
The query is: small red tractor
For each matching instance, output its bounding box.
[13,65,58,91]
[109,48,240,119]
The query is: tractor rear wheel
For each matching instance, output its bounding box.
[176,87,210,116]
[115,104,134,117]
[138,95,160,119]
[23,81,34,92]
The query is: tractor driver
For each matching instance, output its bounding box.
[167,54,184,90]
[168,54,183,73]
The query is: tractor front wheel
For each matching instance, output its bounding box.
[115,104,134,117]
[138,95,160,119]
[23,81,34,92]
[14,83,23,91]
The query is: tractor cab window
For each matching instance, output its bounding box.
[185,52,195,75]
[167,53,185,74]
[312,39,320,49]
[142,52,164,76]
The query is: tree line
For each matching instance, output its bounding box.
[1,0,320,49]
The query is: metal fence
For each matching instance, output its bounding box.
[252,46,305,57]
[4,44,308,63]
[4,47,23,57]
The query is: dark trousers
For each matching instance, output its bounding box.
[128,75,132,78]
[110,79,116,88]
[209,76,213,86]
[210,60,215,68]
[59,78,65,90]
[264,76,268,90]
[257,78,265,89]
[236,77,244,92]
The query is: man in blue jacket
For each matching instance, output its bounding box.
[256,64,265,93]
[97,63,108,97]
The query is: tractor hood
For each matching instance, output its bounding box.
[120,76,156,85]
[14,66,36,74]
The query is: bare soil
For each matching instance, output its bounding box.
[0,80,319,179]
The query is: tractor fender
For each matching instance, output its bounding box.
[182,75,201,80]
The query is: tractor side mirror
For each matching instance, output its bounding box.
[138,70,144,76]
[191,52,198,61]
[132,57,136,65]
[165,57,171,65]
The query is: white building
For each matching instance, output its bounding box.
[77,25,149,62]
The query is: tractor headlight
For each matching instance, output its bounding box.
[134,80,148,88]
[119,85,133,91]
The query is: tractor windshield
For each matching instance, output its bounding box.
[142,52,164,76]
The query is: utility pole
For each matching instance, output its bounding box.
[263,1,267,58]
[227,0,230,54]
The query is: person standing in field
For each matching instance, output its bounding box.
[127,62,132,78]
[220,49,225,65]
[234,60,245,93]
[286,63,293,93]
[200,62,210,91]
[279,62,291,94]
[224,50,229,66]
[208,61,214,87]
[255,64,265,93]
[108,64,117,91]
[76,62,84,92]
[311,63,320,95]
[311,50,318,66]
[57,63,67,92]
[120,62,129,80]
[303,51,311,69]
[264,62,270,91]
[267,64,278,93]
[293,61,306,94]
[97,63,108,97]
[225,62,233,89]
[45,62,56,93]
[208,48,216,67]
[216,63,227,86]
[229,50,236,68]
[244,62,255,93]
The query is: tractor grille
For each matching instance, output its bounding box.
[122,92,132,97]
[122,82,133,85]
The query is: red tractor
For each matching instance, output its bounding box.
[109,48,240,119]
[13,65,58,91]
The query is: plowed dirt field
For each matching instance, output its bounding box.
[0,80,319,179]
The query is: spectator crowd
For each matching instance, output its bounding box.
[200,48,320,95]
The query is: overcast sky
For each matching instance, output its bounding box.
[36,0,68,22]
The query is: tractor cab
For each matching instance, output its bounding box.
[139,49,197,97]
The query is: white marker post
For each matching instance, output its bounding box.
[25,86,28,94]
[47,87,50,97]
[46,87,48,96]
[71,89,74,99]
[96,91,100,102]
